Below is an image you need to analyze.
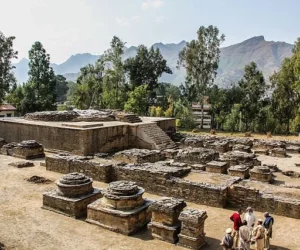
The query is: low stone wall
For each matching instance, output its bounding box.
[227,184,300,219]
[45,155,112,183]
[112,163,232,207]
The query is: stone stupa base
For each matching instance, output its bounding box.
[177,234,206,250]
[86,199,152,235]
[42,188,102,218]
[148,221,180,243]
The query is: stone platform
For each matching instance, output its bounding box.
[42,172,102,218]
[0,116,175,155]
[86,181,152,235]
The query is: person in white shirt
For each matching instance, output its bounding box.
[244,207,256,228]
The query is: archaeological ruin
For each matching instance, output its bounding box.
[1,110,300,249]
[86,181,152,235]
[42,172,102,218]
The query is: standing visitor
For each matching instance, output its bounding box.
[230,208,243,248]
[244,207,256,228]
[252,219,265,250]
[263,212,274,250]
[220,228,234,250]
[239,220,251,250]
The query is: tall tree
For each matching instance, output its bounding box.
[101,36,127,109]
[177,25,225,128]
[124,45,172,106]
[26,41,56,112]
[76,61,104,108]
[124,85,148,115]
[55,75,69,103]
[0,31,18,104]
[238,62,266,131]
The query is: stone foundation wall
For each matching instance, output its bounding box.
[112,164,228,207]
[45,155,112,183]
[228,184,300,219]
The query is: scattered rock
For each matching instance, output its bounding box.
[282,171,300,178]
[244,132,252,137]
[210,129,216,135]
[26,176,52,184]
[0,242,5,250]
[266,132,272,138]
[8,161,34,168]
[192,128,201,133]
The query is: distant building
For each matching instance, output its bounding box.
[0,104,17,117]
[191,99,211,129]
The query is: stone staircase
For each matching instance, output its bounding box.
[123,114,143,123]
[138,123,177,150]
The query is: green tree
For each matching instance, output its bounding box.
[238,62,266,131]
[270,58,296,134]
[101,36,127,109]
[178,25,225,128]
[124,45,172,106]
[25,41,56,112]
[5,83,24,114]
[73,83,90,109]
[124,85,148,115]
[0,31,18,104]
[55,75,69,103]
[76,61,104,108]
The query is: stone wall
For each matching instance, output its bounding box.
[227,184,300,219]
[45,155,112,183]
[112,163,229,208]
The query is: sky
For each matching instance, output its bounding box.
[1,0,300,64]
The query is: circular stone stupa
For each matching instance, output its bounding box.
[56,172,94,198]
[42,172,102,218]
[87,180,153,235]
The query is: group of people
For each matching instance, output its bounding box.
[220,207,274,250]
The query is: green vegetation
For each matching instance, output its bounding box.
[2,27,300,135]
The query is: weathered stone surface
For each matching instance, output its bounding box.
[219,151,258,167]
[0,138,7,148]
[206,161,228,174]
[232,144,251,153]
[148,197,186,243]
[271,147,287,158]
[206,141,230,153]
[25,111,80,121]
[0,142,17,155]
[180,138,204,148]
[163,149,179,159]
[148,221,181,243]
[56,172,94,198]
[191,164,206,171]
[262,163,280,172]
[228,183,300,219]
[86,181,152,235]
[149,197,186,226]
[175,147,219,164]
[12,140,45,159]
[113,149,164,163]
[178,209,208,250]
[250,166,273,183]
[253,149,269,155]
[42,172,102,218]
[8,161,34,168]
[228,165,250,179]
[46,154,112,183]
[253,140,286,150]
[286,145,300,154]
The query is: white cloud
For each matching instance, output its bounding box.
[154,16,166,23]
[115,16,140,26]
[142,0,164,10]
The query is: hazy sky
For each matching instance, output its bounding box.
[1,0,300,63]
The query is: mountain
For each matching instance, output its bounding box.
[12,36,294,88]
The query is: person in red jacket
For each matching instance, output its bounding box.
[230,208,243,248]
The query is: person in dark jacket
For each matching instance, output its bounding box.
[263,212,274,250]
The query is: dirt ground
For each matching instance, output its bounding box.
[1,155,300,250]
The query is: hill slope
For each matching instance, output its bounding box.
[13,36,293,87]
